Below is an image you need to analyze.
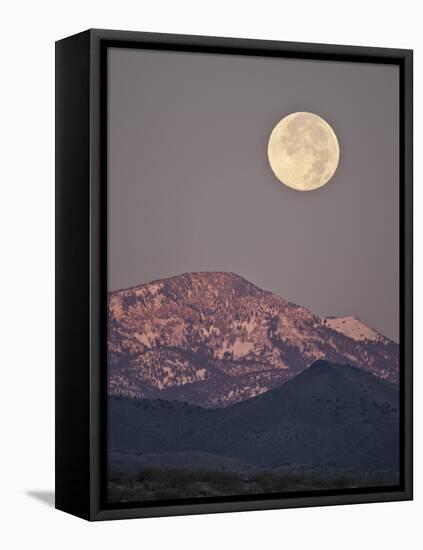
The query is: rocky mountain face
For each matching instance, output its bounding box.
[108,272,399,407]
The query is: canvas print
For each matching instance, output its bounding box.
[106,48,400,504]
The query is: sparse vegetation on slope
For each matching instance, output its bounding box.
[108,272,399,407]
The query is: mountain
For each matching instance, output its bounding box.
[108,272,398,407]
[109,361,400,472]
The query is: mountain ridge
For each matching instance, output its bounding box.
[109,360,399,472]
[108,272,398,407]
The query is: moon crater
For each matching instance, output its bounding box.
[267,112,340,191]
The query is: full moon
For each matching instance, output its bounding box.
[267,112,340,191]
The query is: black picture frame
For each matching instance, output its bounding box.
[55,28,413,521]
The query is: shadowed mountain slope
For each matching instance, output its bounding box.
[109,361,399,472]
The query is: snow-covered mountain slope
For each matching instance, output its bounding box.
[324,316,389,343]
[108,272,399,407]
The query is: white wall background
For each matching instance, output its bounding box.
[0,1,420,548]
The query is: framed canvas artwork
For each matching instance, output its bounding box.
[55,29,413,521]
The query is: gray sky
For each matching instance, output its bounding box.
[107,47,399,342]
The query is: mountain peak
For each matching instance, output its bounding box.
[111,271,266,299]
[307,359,337,371]
[301,359,369,381]
[108,272,399,407]
[324,316,386,343]
[164,271,263,291]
